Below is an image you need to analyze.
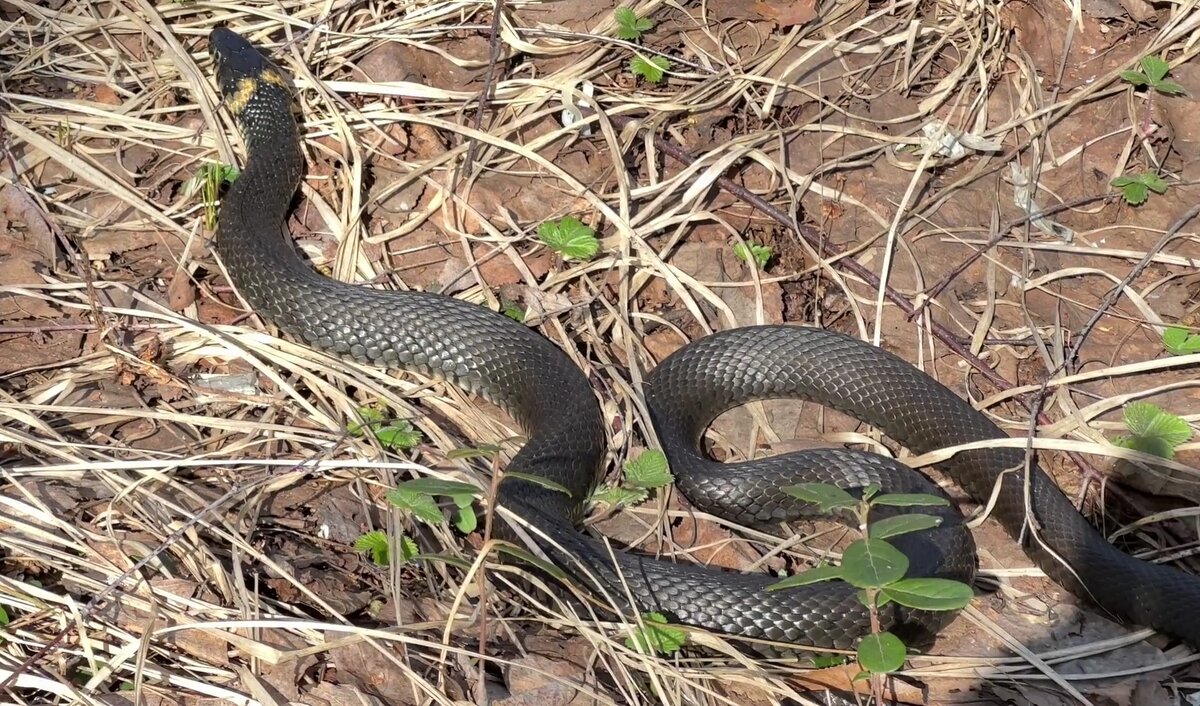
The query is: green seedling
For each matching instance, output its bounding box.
[537,216,600,260]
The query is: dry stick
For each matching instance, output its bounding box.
[461,5,510,699]
[462,0,509,177]
[1062,202,1200,547]
[918,192,1117,310]
[1069,202,1200,368]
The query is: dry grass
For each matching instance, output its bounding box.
[3,0,1200,704]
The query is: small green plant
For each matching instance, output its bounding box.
[1120,55,1186,96]
[626,611,688,655]
[614,6,654,41]
[768,483,973,690]
[501,299,525,322]
[1112,402,1192,460]
[537,216,600,260]
[1111,171,1168,206]
[186,162,240,230]
[590,449,673,508]
[354,530,419,566]
[630,55,671,84]
[388,477,482,533]
[350,406,422,450]
[613,7,672,84]
[733,241,772,270]
[1163,326,1200,356]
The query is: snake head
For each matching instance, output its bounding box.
[210,28,268,98]
[207,28,298,155]
[208,27,294,121]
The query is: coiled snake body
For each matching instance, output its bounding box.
[209,28,1200,650]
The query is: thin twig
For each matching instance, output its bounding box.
[1069,202,1200,370]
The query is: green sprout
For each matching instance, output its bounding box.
[1120,55,1186,96]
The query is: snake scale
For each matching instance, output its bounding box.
[208,27,1200,650]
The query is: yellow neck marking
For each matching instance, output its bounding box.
[225,77,257,115]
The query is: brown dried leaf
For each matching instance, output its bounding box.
[754,0,819,27]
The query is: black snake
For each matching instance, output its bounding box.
[208,27,1200,651]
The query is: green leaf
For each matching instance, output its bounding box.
[353,531,419,566]
[868,513,942,540]
[188,162,241,230]
[870,493,950,508]
[374,421,422,449]
[1155,81,1186,95]
[733,242,772,270]
[504,470,574,496]
[454,506,478,534]
[355,530,390,565]
[624,449,672,488]
[1162,326,1200,355]
[386,488,445,525]
[1144,174,1168,194]
[625,612,687,654]
[349,408,422,449]
[1115,402,1193,459]
[1119,70,1149,87]
[785,483,860,512]
[1113,434,1175,459]
[501,300,525,322]
[447,443,504,460]
[1124,402,1192,446]
[1113,172,1169,205]
[589,485,649,508]
[630,55,670,84]
[767,564,844,591]
[881,578,974,611]
[537,216,600,260]
[397,478,480,499]
[841,539,909,588]
[388,481,480,534]
[348,405,383,435]
[1117,180,1148,205]
[614,6,654,41]
[862,483,881,501]
[867,587,894,609]
[0,603,8,626]
[856,631,906,674]
[1141,173,1168,193]
[1141,55,1170,83]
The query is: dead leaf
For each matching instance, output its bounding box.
[710,0,764,22]
[327,637,421,705]
[0,186,60,321]
[754,0,819,27]
[1119,0,1157,21]
[167,269,196,311]
[790,664,924,702]
[498,653,595,706]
